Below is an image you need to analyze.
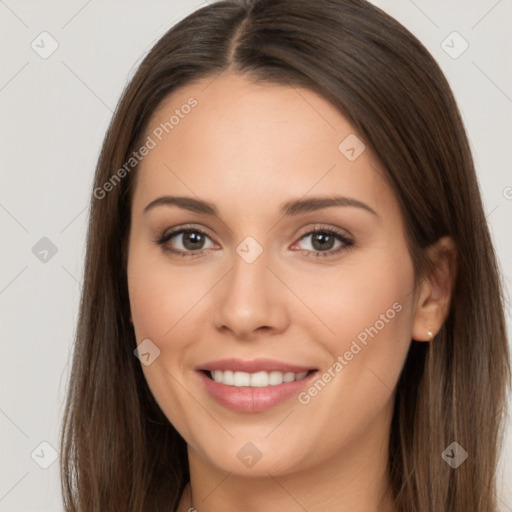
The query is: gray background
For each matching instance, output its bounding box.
[0,0,511,510]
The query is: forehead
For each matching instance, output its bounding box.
[132,72,394,218]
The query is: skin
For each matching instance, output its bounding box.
[127,72,456,512]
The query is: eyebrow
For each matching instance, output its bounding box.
[143,195,378,217]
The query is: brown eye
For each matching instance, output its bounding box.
[310,231,337,251]
[292,227,354,258]
[179,230,206,250]
[156,227,216,257]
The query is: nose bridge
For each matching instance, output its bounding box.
[211,237,288,337]
[225,242,273,316]
[231,239,269,296]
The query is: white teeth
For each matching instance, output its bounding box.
[223,370,234,385]
[209,370,310,387]
[268,371,285,385]
[233,371,250,386]
[283,372,295,383]
[250,371,269,387]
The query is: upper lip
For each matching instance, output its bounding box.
[197,358,317,373]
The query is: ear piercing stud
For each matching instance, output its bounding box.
[427,327,434,341]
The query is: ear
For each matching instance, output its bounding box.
[411,236,457,342]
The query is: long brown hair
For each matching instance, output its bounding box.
[59,0,511,510]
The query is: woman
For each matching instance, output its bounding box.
[59,0,511,510]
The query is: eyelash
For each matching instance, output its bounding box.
[154,224,354,259]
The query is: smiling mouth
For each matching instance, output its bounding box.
[202,369,317,387]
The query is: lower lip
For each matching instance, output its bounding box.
[197,371,317,413]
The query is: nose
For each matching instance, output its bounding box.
[210,247,290,341]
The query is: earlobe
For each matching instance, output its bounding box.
[411,236,457,342]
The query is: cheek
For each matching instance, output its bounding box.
[127,246,203,438]
[127,243,209,341]
[297,246,415,404]
[277,257,415,467]
[296,250,415,346]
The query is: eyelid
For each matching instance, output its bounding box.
[293,223,353,243]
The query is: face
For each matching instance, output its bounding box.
[127,72,418,477]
